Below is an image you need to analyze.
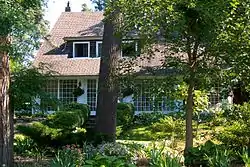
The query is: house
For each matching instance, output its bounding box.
[34,3,220,115]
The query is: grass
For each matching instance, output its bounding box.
[118,122,224,153]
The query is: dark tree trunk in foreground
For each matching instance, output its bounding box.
[0,36,14,167]
[95,9,121,142]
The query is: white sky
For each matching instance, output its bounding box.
[44,0,94,30]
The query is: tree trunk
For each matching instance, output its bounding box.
[185,78,194,150]
[0,36,14,167]
[95,9,121,142]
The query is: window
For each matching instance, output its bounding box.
[209,88,220,107]
[73,42,90,57]
[42,80,58,111]
[133,81,153,112]
[122,40,138,57]
[133,80,175,112]
[87,79,97,111]
[44,80,58,99]
[59,80,77,103]
[96,41,102,57]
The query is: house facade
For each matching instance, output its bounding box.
[34,5,220,115]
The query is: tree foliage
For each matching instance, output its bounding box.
[0,0,47,165]
[115,0,250,149]
[0,0,47,60]
[91,0,105,11]
[10,65,52,111]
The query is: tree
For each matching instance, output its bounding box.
[81,3,92,12]
[10,64,53,112]
[0,0,46,165]
[117,0,250,151]
[95,1,121,142]
[91,0,105,11]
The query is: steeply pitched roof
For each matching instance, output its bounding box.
[34,11,166,76]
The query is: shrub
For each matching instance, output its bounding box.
[62,103,89,121]
[97,142,130,157]
[17,104,89,147]
[134,112,166,126]
[47,110,84,130]
[15,110,32,118]
[217,121,250,147]
[185,140,231,166]
[117,103,135,127]
[222,103,250,122]
[217,102,250,148]
[151,117,185,140]
[17,122,62,146]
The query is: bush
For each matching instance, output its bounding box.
[217,121,250,147]
[17,104,90,147]
[17,122,62,146]
[151,117,185,140]
[97,142,130,157]
[62,103,89,121]
[185,140,232,166]
[47,110,84,130]
[15,110,32,118]
[134,112,166,126]
[117,103,134,127]
[222,103,250,122]
[217,102,250,148]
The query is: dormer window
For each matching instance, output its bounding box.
[96,41,102,57]
[73,42,90,58]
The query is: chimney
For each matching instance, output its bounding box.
[65,1,71,12]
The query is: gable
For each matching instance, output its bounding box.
[34,11,166,76]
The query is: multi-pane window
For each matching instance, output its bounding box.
[44,80,58,99]
[73,42,90,57]
[43,80,58,111]
[133,81,176,112]
[96,41,102,57]
[87,79,97,111]
[59,80,77,104]
[209,88,220,107]
[134,83,153,111]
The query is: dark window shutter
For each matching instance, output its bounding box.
[67,42,73,58]
[90,41,96,57]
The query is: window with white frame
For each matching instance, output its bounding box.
[122,40,138,57]
[133,81,175,112]
[59,80,77,103]
[209,87,220,107]
[73,42,90,57]
[96,41,102,57]
[44,80,58,99]
[42,80,58,111]
[87,79,97,111]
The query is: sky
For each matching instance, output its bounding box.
[44,0,94,30]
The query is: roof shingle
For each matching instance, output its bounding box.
[34,11,165,76]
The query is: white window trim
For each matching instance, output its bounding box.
[73,41,90,58]
[121,40,138,57]
[96,41,102,57]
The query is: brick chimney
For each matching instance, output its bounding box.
[65,1,71,12]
